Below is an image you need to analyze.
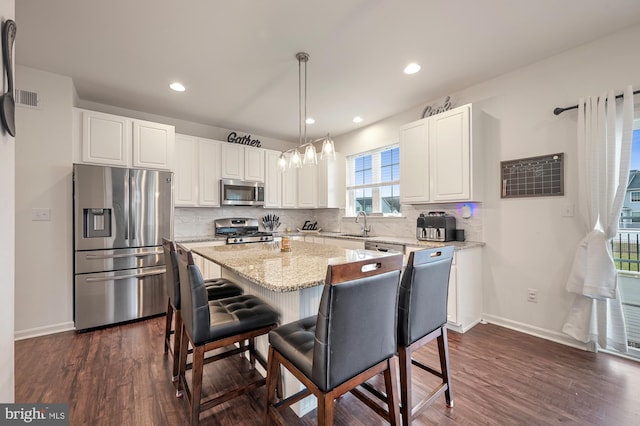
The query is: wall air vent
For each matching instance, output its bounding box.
[15,89,39,109]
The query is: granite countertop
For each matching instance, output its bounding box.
[192,240,399,293]
[178,233,484,250]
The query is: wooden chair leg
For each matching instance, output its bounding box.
[164,299,173,354]
[318,392,334,426]
[249,337,256,369]
[384,357,401,426]
[191,345,205,426]
[398,346,412,425]
[438,327,454,407]
[176,323,189,398]
[172,310,183,382]
[264,346,280,425]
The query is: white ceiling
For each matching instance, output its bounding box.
[15,0,640,142]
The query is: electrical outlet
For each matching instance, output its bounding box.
[562,203,574,217]
[32,208,51,221]
[527,288,538,303]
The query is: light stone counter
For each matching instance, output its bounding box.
[192,240,400,417]
[192,240,396,292]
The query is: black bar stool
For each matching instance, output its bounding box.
[162,238,243,382]
[358,246,455,425]
[264,253,404,425]
[175,244,280,426]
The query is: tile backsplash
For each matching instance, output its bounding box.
[174,202,483,242]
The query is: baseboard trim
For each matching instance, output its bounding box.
[481,314,589,351]
[14,321,75,341]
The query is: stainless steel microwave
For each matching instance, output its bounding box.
[220,179,265,206]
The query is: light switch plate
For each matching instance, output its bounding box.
[32,208,51,221]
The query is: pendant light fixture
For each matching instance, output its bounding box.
[279,52,335,171]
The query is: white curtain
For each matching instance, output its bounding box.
[562,86,634,352]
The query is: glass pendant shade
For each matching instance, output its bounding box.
[321,137,336,161]
[278,153,287,171]
[289,149,302,168]
[303,144,318,165]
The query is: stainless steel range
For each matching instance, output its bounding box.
[215,218,274,244]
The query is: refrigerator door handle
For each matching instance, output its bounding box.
[84,270,165,282]
[84,251,163,260]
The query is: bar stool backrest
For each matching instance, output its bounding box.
[397,246,454,347]
[162,238,180,309]
[312,253,403,392]
[176,244,211,343]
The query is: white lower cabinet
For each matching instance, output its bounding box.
[324,237,364,250]
[182,241,225,279]
[405,245,482,333]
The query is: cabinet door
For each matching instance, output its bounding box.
[82,110,131,167]
[282,167,297,208]
[264,150,282,208]
[132,119,175,170]
[221,143,244,180]
[199,139,222,206]
[430,106,470,201]
[245,148,265,182]
[184,241,224,279]
[447,261,458,324]
[316,153,345,209]
[174,134,198,206]
[399,118,430,203]
[297,165,317,208]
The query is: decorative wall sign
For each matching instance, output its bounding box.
[421,96,452,118]
[500,153,564,198]
[226,131,262,147]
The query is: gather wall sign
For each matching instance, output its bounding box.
[226,131,262,148]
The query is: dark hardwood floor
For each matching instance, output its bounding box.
[15,317,640,425]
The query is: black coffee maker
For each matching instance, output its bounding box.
[416,212,456,242]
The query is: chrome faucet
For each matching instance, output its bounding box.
[355,211,371,236]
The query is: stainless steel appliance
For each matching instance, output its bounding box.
[73,164,173,330]
[416,212,456,242]
[364,240,405,254]
[220,179,265,206]
[214,218,273,244]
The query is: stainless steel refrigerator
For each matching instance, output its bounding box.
[73,163,173,330]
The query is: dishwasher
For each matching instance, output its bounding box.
[364,241,405,254]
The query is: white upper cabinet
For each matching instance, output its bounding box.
[81,110,131,167]
[245,147,265,182]
[399,118,430,203]
[198,139,222,207]
[281,167,297,208]
[77,109,174,170]
[174,134,199,206]
[132,119,175,170]
[399,103,482,204]
[173,134,222,207]
[297,164,318,208]
[264,149,283,208]
[317,152,345,209]
[221,143,265,182]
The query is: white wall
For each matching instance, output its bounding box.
[1,0,15,403]
[14,66,76,338]
[335,23,640,346]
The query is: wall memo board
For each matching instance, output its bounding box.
[500,153,564,198]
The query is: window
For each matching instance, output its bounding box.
[632,191,640,202]
[346,145,400,216]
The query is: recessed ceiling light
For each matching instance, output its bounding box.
[169,82,186,92]
[352,116,363,123]
[306,117,315,124]
[403,63,421,75]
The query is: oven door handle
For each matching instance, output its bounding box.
[84,270,165,282]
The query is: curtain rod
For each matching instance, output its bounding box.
[553,89,640,115]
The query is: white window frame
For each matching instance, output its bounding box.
[346,144,400,217]
[632,191,640,202]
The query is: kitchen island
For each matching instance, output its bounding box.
[192,240,397,416]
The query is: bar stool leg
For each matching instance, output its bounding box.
[172,311,183,382]
[438,327,454,407]
[164,300,173,354]
[264,346,280,425]
[191,345,205,426]
[399,346,412,425]
[384,357,401,425]
[176,323,189,398]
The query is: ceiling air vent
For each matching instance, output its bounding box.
[15,89,39,109]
